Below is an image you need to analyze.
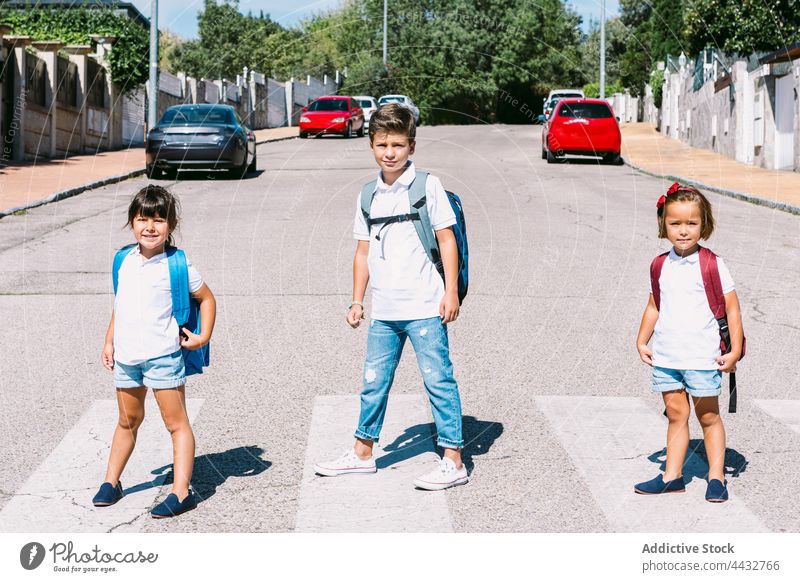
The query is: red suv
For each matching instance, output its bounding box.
[299,96,365,138]
[541,98,621,164]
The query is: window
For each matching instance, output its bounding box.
[160,107,235,125]
[557,102,613,119]
[308,99,348,112]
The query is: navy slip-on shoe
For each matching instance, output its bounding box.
[634,474,686,495]
[151,491,197,519]
[92,481,124,507]
[705,479,729,503]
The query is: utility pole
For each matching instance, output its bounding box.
[148,0,159,132]
[599,0,606,99]
[382,0,388,66]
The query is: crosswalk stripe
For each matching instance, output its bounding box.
[753,400,800,434]
[0,398,203,533]
[295,394,453,532]
[536,395,768,532]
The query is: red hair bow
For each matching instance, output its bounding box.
[656,182,682,209]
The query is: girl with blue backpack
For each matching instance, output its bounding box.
[93,185,216,518]
[634,183,744,502]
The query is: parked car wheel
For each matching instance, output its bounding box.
[357,123,364,137]
[541,147,547,160]
[300,132,308,139]
[146,164,158,179]
[343,122,352,138]
[546,147,558,164]
[229,157,249,179]
[603,152,621,165]
[248,152,257,173]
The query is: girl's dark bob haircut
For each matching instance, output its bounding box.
[127,185,180,248]
[657,185,715,240]
[368,102,416,143]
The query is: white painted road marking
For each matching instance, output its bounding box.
[295,394,453,532]
[0,398,203,533]
[536,396,768,532]
[754,400,800,434]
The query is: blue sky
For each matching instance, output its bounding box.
[129,1,621,38]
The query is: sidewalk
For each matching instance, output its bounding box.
[0,126,298,216]
[621,123,800,214]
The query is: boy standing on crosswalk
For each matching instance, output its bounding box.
[314,103,468,490]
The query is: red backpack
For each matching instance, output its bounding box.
[650,246,746,412]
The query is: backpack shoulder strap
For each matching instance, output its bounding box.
[167,248,191,327]
[408,170,439,264]
[360,179,378,224]
[699,247,726,319]
[649,252,669,311]
[112,244,137,295]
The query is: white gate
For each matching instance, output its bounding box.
[775,74,795,170]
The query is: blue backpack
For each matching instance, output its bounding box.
[360,170,469,304]
[112,244,209,376]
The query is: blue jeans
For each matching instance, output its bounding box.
[354,317,464,449]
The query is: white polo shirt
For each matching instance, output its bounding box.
[113,246,203,365]
[354,162,456,321]
[651,247,735,370]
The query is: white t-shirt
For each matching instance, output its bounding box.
[114,246,204,364]
[353,162,456,321]
[651,248,735,370]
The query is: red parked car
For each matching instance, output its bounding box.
[541,98,621,164]
[299,96,365,138]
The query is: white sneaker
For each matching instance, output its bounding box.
[314,448,377,477]
[413,457,469,490]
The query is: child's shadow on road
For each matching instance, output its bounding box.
[647,439,748,485]
[125,445,272,503]
[377,416,503,473]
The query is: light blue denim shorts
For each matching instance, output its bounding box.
[114,350,186,389]
[652,366,722,397]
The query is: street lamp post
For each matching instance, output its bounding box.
[599,0,606,99]
[382,0,388,66]
[148,0,158,132]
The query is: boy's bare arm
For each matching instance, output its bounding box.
[347,240,370,328]
[435,227,459,323]
[182,283,217,349]
[101,310,115,370]
[717,290,743,372]
[636,295,659,366]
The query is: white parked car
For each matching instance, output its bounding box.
[543,89,584,107]
[378,94,421,125]
[353,96,378,128]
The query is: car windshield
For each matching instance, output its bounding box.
[308,99,348,112]
[379,96,404,104]
[160,107,234,125]
[557,102,613,119]
[356,99,374,108]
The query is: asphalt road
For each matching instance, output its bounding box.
[0,125,798,533]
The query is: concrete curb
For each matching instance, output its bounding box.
[0,135,298,219]
[0,168,146,219]
[624,158,800,216]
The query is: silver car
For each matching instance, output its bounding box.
[353,96,378,128]
[378,94,421,125]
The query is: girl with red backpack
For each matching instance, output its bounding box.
[634,183,744,502]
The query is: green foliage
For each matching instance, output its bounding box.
[618,0,684,97]
[684,0,800,54]
[649,67,665,107]
[0,4,150,91]
[579,16,626,88]
[582,81,625,98]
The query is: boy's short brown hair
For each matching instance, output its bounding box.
[369,102,416,143]
[657,185,715,239]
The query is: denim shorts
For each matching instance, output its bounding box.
[652,366,722,397]
[114,350,186,389]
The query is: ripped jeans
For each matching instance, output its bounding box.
[354,317,464,449]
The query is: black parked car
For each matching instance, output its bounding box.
[146,104,257,179]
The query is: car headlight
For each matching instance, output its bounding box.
[300,116,311,124]
[148,130,164,141]
[332,117,345,123]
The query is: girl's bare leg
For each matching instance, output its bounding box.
[104,387,147,485]
[663,390,690,481]
[153,386,195,500]
[693,396,726,482]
